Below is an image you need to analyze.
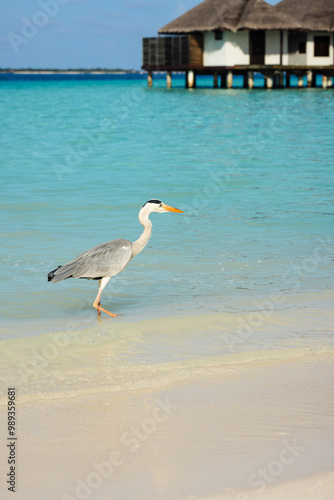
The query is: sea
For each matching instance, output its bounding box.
[0,72,333,396]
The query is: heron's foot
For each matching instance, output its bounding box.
[93,302,117,318]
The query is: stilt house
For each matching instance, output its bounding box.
[142,0,334,88]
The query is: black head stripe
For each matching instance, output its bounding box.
[142,199,162,207]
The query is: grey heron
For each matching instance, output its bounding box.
[47,199,183,318]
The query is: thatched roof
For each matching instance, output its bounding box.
[159,0,253,33]
[273,0,334,31]
[237,0,288,30]
[159,0,334,34]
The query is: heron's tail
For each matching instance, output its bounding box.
[47,265,74,283]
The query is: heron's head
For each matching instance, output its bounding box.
[142,199,183,214]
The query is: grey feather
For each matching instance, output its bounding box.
[48,239,133,283]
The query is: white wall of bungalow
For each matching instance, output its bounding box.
[203,30,334,67]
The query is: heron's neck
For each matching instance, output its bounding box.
[132,211,152,258]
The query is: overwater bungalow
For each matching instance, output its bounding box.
[142,0,334,88]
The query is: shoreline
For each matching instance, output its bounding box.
[1,304,334,406]
[1,300,333,499]
[1,288,334,341]
[1,61,333,500]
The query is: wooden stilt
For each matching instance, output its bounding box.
[187,70,195,89]
[227,71,233,89]
[322,75,328,89]
[307,71,312,88]
[147,71,153,88]
[248,71,254,89]
[266,75,273,89]
[146,66,333,92]
[166,71,172,89]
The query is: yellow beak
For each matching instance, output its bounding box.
[163,203,183,213]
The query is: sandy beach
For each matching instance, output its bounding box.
[1,74,334,500]
[1,316,334,499]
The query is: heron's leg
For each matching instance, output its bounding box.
[93,277,117,318]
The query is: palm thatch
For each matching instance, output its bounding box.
[273,0,334,32]
[237,0,289,30]
[159,0,334,33]
[159,0,251,33]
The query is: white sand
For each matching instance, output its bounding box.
[190,472,334,500]
[1,353,333,500]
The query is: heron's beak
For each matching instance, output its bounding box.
[163,204,183,213]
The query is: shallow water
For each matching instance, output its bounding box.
[0,77,334,500]
[0,77,333,356]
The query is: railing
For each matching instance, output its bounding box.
[142,35,203,69]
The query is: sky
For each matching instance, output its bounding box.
[1,0,278,70]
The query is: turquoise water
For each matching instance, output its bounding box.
[1,76,334,500]
[0,78,333,351]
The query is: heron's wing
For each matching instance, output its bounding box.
[51,239,133,282]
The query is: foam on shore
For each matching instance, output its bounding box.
[1,308,334,404]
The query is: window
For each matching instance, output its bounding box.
[298,41,306,54]
[214,30,223,41]
[314,36,330,57]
